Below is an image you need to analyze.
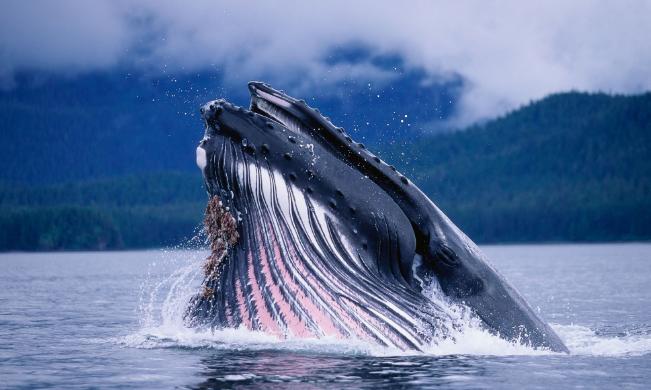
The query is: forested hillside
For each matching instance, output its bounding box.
[1,91,649,250]
[0,173,205,250]
[402,92,651,242]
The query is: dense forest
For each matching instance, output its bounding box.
[403,92,651,242]
[1,91,649,250]
[0,173,205,250]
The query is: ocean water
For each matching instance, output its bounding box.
[1,244,650,389]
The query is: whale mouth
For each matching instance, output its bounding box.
[248,82,320,138]
[189,90,453,351]
[189,82,569,354]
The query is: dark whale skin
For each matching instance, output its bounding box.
[189,99,454,350]
[199,98,417,284]
[188,85,568,353]
[247,82,569,353]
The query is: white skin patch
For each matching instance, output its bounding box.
[196,146,207,170]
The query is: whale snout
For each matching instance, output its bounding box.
[200,99,230,130]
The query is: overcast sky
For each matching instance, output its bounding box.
[1,0,650,125]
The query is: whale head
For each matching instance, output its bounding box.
[244,82,570,353]
[188,83,569,353]
[190,96,453,350]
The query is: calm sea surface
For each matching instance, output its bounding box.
[1,244,650,389]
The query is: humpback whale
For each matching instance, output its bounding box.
[187,83,568,353]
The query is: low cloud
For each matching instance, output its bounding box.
[1,0,650,125]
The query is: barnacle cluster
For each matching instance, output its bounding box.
[202,196,239,282]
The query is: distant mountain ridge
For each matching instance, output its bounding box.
[1,90,649,250]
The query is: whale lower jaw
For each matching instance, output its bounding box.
[187,137,452,350]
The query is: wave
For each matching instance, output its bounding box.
[554,324,651,357]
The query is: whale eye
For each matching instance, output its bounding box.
[261,144,270,154]
[288,173,297,181]
[328,199,337,209]
[306,186,314,194]
[373,156,381,163]
[400,176,409,185]
[266,122,274,129]
[335,189,344,197]
[283,153,292,160]
[288,136,297,144]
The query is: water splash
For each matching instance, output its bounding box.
[554,324,651,357]
[126,249,651,358]
[137,237,207,331]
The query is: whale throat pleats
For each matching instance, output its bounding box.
[186,139,453,350]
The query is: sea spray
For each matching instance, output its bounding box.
[131,205,650,357]
[130,247,651,357]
